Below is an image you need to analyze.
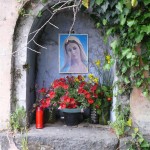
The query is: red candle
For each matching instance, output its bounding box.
[36,106,43,129]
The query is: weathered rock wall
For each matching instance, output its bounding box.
[0,0,21,130]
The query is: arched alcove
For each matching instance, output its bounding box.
[12,2,114,125]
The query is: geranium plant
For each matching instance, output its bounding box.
[49,75,99,109]
[32,84,51,111]
[33,76,99,110]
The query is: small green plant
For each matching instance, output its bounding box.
[41,0,48,3]
[21,127,28,150]
[37,10,42,17]
[10,106,26,132]
[127,128,150,150]
[110,104,130,137]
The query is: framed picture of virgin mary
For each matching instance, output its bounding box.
[59,34,88,73]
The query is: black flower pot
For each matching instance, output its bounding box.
[62,109,82,126]
[83,107,91,119]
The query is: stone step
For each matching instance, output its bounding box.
[0,123,118,150]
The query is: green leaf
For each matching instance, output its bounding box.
[126,118,132,126]
[106,28,114,36]
[127,20,136,27]
[144,65,149,70]
[101,1,109,12]
[136,80,143,87]
[122,66,128,74]
[125,0,131,9]
[126,52,133,59]
[96,22,100,28]
[110,40,119,50]
[103,63,111,70]
[116,2,123,12]
[102,19,107,25]
[95,0,103,5]
[124,77,130,84]
[135,34,144,43]
[143,0,150,6]
[122,48,131,57]
[141,25,150,34]
[37,11,42,17]
[143,89,148,97]
[41,0,48,3]
[134,127,139,133]
[138,137,144,144]
[120,15,126,25]
[141,141,150,147]
[90,0,96,7]
[103,35,108,44]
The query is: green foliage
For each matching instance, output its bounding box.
[37,10,42,17]
[18,8,26,16]
[41,0,48,4]
[127,128,150,150]
[109,103,150,149]
[110,104,130,137]
[88,0,150,97]
[21,128,28,150]
[10,106,26,132]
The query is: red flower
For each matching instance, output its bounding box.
[78,75,82,81]
[88,99,94,104]
[93,93,98,98]
[49,91,55,99]
[60,103,66,109]
[90,84,98,93]
[85,93,91,99]
[107,97,112,101]
[40,98,50,108]
[95,105,100,109]
[62,84,69,90]
[38,88,46,93]
[79,81,86,88]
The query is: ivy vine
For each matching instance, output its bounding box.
[82,0,150,97]
[82,0,150,149]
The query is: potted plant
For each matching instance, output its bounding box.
[48,75,100,126]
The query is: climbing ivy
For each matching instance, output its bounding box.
[82,0,150,97]
[82,0,150,149]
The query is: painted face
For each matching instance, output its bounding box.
[66,42,81,60]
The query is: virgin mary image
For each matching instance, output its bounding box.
[59,35,88,73]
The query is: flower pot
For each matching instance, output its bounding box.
[83,107,91,120]
[62,108,83,126]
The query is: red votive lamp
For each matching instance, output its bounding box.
[36,106,43,129]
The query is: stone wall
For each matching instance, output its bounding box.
[0,0,21,130]
[0,0,59,130]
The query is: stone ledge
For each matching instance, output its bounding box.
[0,123,118,150]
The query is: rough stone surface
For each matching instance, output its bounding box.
[130,87,150,135]
[14,125,118,150]
[0,0,21,130]
[0,133,10,150]
[119,137,131,150]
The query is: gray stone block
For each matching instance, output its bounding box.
[13,125,118,150]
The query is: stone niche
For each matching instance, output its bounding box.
[12,2,113,124]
